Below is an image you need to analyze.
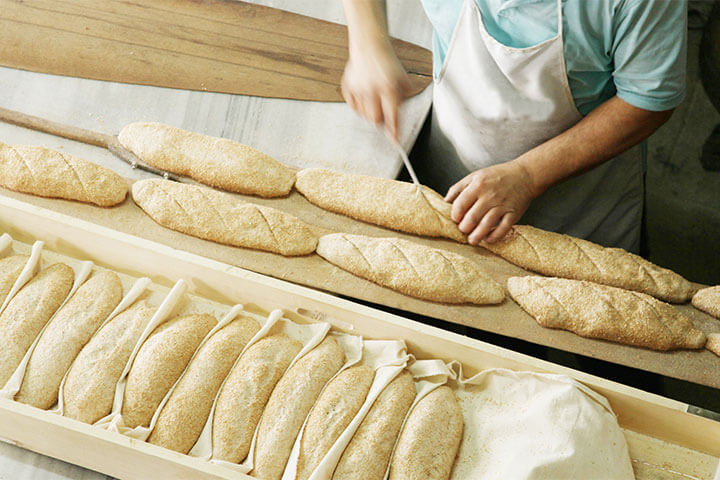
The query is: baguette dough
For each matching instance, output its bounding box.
[148,315,260,454]
[295,168,465,242]
[0,254,29,307]
[62,300,156,424]
[0,142,127,207]
[333,370,416,480]
[0,263,74,387]
[317,233,504,304]
[132,179,317,256]
[706,333,720,357]
[212,333,302,463]
[297,365,375,480]
[388,386,463,480]
[122,314,217,429]
[692,286,720,319]
[507,276,707,351]
[16,271,123,409]
[118,122,295,198]
[253,336,345,480]
[483,225,694,303]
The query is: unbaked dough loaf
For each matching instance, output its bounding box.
[333,370,416,480]
[706,333,720,357]
[0,263,74,387]
[63,300,156,424]
[16,270,123,409]
[132,179,317,256]
[507,276,707,351]
[388,386,463,480]
[212,333,302,463]
[483,225,694,303]
[295,168,465,242]
[253,336,345,480]
[148,315,260,453]
[121,314,217,429]
[297,365,375,480]
[692,286,720,319]
[0,142,127,207]
[317,233,504,304]
[119,122,296,197]
[0,254,29,307]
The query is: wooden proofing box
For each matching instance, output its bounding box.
[0,195,718,480]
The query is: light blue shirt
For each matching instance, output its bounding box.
[420,0,687,115]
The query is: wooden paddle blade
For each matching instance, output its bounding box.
[0,0,433,102]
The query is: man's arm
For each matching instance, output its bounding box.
[446,96,673,244]
[341,0,411,139]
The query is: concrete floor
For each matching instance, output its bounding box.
[646,28,720,286]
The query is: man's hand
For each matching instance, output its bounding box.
[341,48,411,140]
[445,161,537,245]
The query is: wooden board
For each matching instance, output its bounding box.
[0,195,717,480]
[1,186,718,390]
[0,0,432,102]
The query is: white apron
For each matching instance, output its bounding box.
[430,0,643,252]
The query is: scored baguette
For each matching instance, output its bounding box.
[692,286,720,319]
[0,254,29,307]
[253,336,345,480]
[333,370,416,480]
[132,179,317,256]
[317,233,504,304]
[388,386,463,480]
[148,315,260,454]
[507,276,707,351]
[212,333,302,464]
[121,314,217,429]
[483,225,694,303]
[118,122,296,198]
[297,365,375,480]
[16,270,123,409]
[0,263,74,387]
[63,299,156,424]
[295,168,465,242]
[0,142,127,207]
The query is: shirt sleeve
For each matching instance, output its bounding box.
[612,0,687,111]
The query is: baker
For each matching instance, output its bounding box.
[341,0,686,252]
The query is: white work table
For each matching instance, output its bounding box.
[0,1,432,478]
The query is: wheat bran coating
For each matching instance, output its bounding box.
[148,315,260,454]
[119,122,295,198]
[317,233,504,304]
[295,168,466,242]
[692,286,720,319]
[253,336,345,480]
[0,142,127,207]
[0,263,74,387]
[212,334,302,463]
[388,386,463,480]
[132,179,317,256]
[483,225,694,303]
[297,365,375,480]
[16,271,123,409]
[705,334,720,357]
[0,254,29,306]
[122,314,217,429]
[333,370,416,480]
[62,300,156,424]
[507,276,707,351]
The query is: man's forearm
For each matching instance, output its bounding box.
[515,96,673,197]
[342,0,390,56]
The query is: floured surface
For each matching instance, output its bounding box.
[0,188,719,389]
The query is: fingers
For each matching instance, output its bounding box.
[445,176,470,203]
[450,179,479,223]
[381,91,399,140]
[485,213,518,243]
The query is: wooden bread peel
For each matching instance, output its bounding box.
[0,0,433,102]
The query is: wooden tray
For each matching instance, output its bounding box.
[0,191,717,478]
